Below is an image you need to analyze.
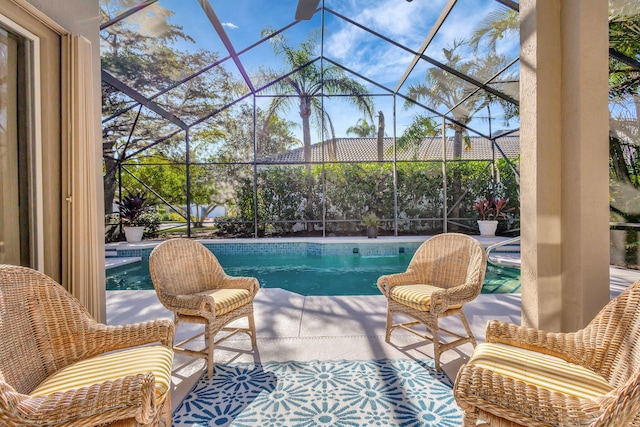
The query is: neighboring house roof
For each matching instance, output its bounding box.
[257,135,520,163]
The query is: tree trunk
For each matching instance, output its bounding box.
[453,127,463,159]
[299,95,314,231]
[300,96,312,164]
[449,127,464,231]
[377,111,385,161]
[609,136,632,184]
[327,137,337,161]
[103,155,118,214]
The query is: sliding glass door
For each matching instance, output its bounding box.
[0,18,41,267]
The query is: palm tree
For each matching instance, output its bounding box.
[405,40,494,159]
[396,114,440,160]
[346,113,386,161]
[608,8,640,265]
[260,28,374,162]
[405,40,514,228]
[346,118,376,137]
[469,7,519,53]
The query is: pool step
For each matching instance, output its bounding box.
[105,256,141,270]
[486,237,521,269]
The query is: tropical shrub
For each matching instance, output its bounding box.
[219,160,520,236]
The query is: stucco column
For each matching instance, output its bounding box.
[520,0,609,331]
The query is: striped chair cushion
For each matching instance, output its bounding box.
[31,345,173,397]
[201,288,252,316]
[390,284,462,312]
[469,342,613,399]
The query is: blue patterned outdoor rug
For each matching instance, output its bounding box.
[173,358,462,426]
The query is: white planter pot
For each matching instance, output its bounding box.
[124,226,145,243]
[477,220,498,237]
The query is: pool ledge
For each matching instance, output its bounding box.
[106,235,513,250]
[105,256,141,270]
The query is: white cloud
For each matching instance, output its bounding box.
[323,0,441,88]
[222,22,239,30]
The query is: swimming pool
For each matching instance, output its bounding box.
[106,251,521,296]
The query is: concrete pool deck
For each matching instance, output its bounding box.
[106,264,640,412]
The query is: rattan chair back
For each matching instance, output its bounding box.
[579,282,640,387]
[150,237,227,298]
[0,265,96,394]
[407,233,487,292]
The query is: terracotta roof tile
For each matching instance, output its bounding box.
[257,136,520,163]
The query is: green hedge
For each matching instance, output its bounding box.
[219,160,519,236]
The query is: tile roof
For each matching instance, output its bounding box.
[257,136,520,163]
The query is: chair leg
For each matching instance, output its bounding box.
[161,391,172,427]
[432,322,441,371]
[459,311,477,347]
[462,410,479,427]
[206,324,214,379]
[248,311,257,347]
[385,309,393,342]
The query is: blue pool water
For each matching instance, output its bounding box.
[106,253,520,296]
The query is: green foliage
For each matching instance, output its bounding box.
[213,216,255,237]
[346,118,377,137]
[473,196,514,220]
[397,115,440,157]
[104,209,160,242]
[609,10,640,98]
[116,192,147,225]
[325,163,394,224]
[137,211,161,238]
[226,161,519,236]
[104,213,121,243]
[260,27,374,162]
[396,162,443,231]
[361,213,380,227]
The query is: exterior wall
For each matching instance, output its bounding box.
[25,0,100,110]
[520,0,610,332]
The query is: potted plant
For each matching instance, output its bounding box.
[361,213,380,239]
[117,192,148,242]
[473,195,513,237]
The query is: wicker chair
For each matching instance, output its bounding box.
[149,238,259,378]
[377,233,487,370]
[0,264,174,427]
[454,280,640,427]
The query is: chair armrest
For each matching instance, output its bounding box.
[162,293,215,315]
[485,320,575,361]
[593,369,640,425]
[220,276,260,296]
[87,319,175,354]
[377,271,421,296]
[6,373,160,426]
[428,281,481,316]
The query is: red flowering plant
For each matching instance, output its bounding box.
[473,195,514,221]
[116,192,148,226]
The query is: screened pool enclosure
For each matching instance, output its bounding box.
[101,0,524,239]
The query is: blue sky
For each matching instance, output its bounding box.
[106,0,520,141]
